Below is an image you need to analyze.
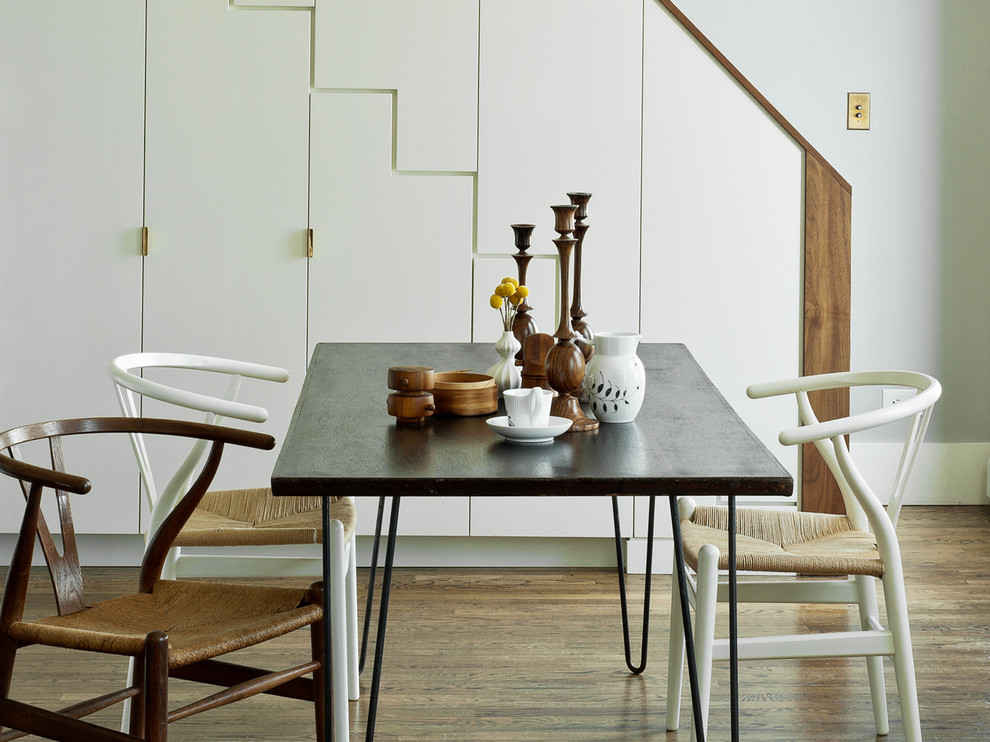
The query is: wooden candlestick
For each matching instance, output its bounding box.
[510,223,538,365]
[545,205,598,432]
[567,192,594,362]
[386,366,435,424]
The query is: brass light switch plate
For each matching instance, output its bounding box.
[848,92,870,130]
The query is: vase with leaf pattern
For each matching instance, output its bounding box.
[583,331,645,423]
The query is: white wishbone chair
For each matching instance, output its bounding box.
[110,352,359,740]
[666,370,940,742]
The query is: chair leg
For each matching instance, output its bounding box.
[855,575,889,735]
[884,572,923,742]
[120,657,136,732]
[143,631,168,742]
[330,519,351,742]
[691,544,719,742]
[345,533,360,701]
[665,569,686,731]
[129,655,146,737]
[310,583,326,742]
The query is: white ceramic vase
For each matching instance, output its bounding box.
[487,330,522,396]
[583,331,645,423]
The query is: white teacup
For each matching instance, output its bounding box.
[504,387,553,428]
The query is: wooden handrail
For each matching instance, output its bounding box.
[656,0,851,195]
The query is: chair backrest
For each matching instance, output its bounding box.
[108,353,288,539]
[0,418,274,621]
[748,371,940,567]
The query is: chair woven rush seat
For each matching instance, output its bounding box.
[174,489,355,548]
[9,581,321,668]
[0,416,327,741]
[680,505,883,578]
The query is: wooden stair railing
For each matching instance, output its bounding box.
[658,0,852,513]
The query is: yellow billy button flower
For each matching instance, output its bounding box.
[514,285,529,299]
[495,282,515,298]
[509,293,523,306]
[490,294,504,309]
[501,276,519,288]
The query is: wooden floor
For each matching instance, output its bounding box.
[2,505,988,741]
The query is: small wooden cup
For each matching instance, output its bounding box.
[432,372,498,416]
[387,366,436,424]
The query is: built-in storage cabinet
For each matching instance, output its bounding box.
[141,0,311,510]
[0,0,145,533]
[3,0,801,548]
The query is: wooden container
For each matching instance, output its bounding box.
[386,365,435,424]
[431,372,498,416]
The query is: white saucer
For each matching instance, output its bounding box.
[486,415,573,444]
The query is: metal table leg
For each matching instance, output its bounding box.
[364,496,400,741]
[729,497,739,742]
[667,496,707,742]
[612,496,706,742]
[321,497,334,742]
[322,495,397,741]
[359,496,387,674]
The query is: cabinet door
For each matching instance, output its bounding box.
[0,0,145,533]
[143,0,310,508]
[308,92,474,536]
[473,0,644,539]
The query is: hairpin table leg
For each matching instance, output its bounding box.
[668,497,707,742]
[359,496,387,674]
[612,495,653,674]
[364,497,400,741]
[612,495,705,741]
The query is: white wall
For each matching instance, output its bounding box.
[673,0,990,450]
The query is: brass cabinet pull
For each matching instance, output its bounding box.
[307,228,314,258]
[142,226,149,256]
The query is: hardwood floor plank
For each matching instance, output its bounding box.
[0,506,987,740]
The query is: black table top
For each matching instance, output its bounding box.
[270,342,793,500]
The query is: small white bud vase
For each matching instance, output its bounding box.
[584,331,645,423]
[487,330,522,396]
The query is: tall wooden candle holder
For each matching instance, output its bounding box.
[545,204,598,432]
[510,223,538,365]
[567,192,594,362]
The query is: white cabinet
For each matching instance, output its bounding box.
[2,1,804,552]
[141,0,311,504]
[307,93,475,346]
[0,0,145,533]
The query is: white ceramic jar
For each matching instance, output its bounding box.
[583,331,645,423]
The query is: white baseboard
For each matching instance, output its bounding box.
[851,441,990,504]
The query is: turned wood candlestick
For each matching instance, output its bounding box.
[510,223,538,365]
[567,192,594,362]
[545,205,598,432]
[386,366,435,424]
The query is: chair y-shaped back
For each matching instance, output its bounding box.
[109,352,359,740]
[0,417,325,741]
[666,370,940,742]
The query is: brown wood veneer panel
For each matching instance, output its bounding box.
[803,154,852,513]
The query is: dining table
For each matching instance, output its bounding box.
[270,341,793,741]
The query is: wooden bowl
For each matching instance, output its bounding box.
[432,372,498,416]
